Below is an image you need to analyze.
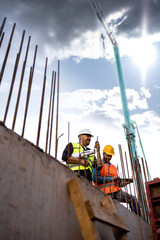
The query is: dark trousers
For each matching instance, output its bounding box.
[111,190,140,215]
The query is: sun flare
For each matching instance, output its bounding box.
[131,33,156,80]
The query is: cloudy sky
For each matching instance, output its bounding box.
[0,0,160,179]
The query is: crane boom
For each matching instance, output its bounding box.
[89,0,136,154]
[89,0,150,220]
[90,0,117,46]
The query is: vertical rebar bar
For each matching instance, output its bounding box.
[0,17,6,38]
[141,157,147,183]
[125,126,147,219]
[48,72,56,155]
[135,157,150,222]
[21,45,37,137]
[3,30,25,124]
[45,71,54,153]
[12,36,31,131]
[0,23,16,84]
[36,57,48,147]
[145,160,150,182]
[0,32,5,48]
[118,144,129,208]
[55,60,60,160]
[67,122,70,164]
[124,152,135,213]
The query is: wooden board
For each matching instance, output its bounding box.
[67,177,100,240]
[85,200,129,232]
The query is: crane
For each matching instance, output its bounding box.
[89,0,150,220]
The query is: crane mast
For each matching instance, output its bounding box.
[89,0,149,220]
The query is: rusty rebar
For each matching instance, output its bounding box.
[12,36,31,131]
[145,160,150,182]
[126,129,142,217]
[0,17,6,38]
[3,30,25,124]
[55,60,60,160]
[48,72,56,155]
[21,45,37,137]
[136,158,150,222]
[67,122,70,164]
[124,151,135,213]
[0,32,5,48]
[118,144,128,208]
[141,157,147,183]
[36,57,48,147]
[0,23,16,84]
[45,71,54,153]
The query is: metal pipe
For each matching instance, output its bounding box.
[0,23,16,84]
[36,57,48,147]
[3,30,25,124]
[12,36,31,131]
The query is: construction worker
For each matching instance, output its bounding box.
[93,144,140,215]
[62,129,102,182]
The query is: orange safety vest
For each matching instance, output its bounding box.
[94,162,121,194]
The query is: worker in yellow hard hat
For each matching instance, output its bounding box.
[93,144,140,215]
[62,129,102,182]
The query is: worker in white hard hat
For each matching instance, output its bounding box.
[93,145,140,215]
[62,129,102,182]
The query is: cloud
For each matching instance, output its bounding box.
[60,87,154,128]
[1,0,160,60]
[132,111,160,133]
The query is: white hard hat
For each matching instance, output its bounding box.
[78,129,94,137]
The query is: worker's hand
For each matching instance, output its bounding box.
[80,159,89,167]
[112,176,118,181]
[94,141,100,152]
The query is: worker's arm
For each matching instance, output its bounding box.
[62,143,89,166]
[67,156,89,166]
[93,168,116,184]
[94,141,102,168]
[62,142,73,161]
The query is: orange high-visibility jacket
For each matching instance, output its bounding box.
[94,162,121,194]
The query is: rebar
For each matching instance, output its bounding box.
[0,17,6,37]
[124,152,135,214]
[0,32,5,48]
[118,144,129,209]
[45,71,54,153]
[36,57,48,147]
[0,23,16,84]
[22,45,38,137]
[12,36,31,131]
[55,60,60,160]
[3,30,25,124]
[48,72,56,155]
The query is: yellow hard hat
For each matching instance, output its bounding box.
[103,145,115,155]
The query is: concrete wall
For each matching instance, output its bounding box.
[0,122,153,240]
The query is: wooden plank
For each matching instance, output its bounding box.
[67,177,100,240]
[85,200,129,233]
[100,195,117,214]
[101,196,129,240]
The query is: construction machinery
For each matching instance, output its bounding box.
[89,0,151,221]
